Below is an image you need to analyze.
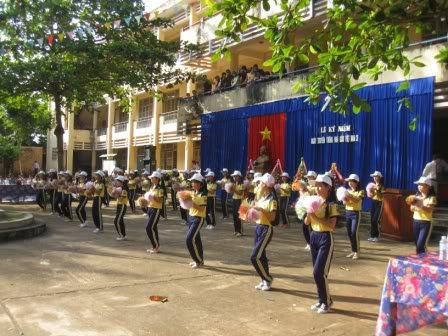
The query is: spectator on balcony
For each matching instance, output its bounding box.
[239,66,248,85]
[231,71,240,87]
[203,78,212,93]
[211,76,221,93]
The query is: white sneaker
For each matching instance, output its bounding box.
[116,236,123,241]
[93,228,100,233]
[367,237,374,242]
[209,225,215,230]
[310,302,322,311]
[261,280,272,291]
[305,244,311,251]
[255,281,264,290]
[371,237,379,242]
[49,212,54,215]
[121,236,127,241]
[352,252,359,260]
[191,262,203,269]
[189,261,196,266]
[317,303,331,314]
[142,213,147,217]
[346,252,355,258]
[147,247,159,254]
[236,233,242,237]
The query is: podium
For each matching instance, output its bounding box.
[380,188,414,241]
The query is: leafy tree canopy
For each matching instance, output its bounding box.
[207,0,448,115]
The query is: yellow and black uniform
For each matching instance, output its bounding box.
[206,182,217,226]
[345,189,365,253]
[411,195,437,254]
[170,175,181,211]
[62,181,74,220]
[369,183,385,239]
[141,178,151,193]
[297,190,311,245]
[103,177,112,206]
[146,184,164,249]
[128,178,137,213]
[186,190,207,265]
[232,182,246,234]
[54,178,65,216]
[309,200,339,307]
[279,182,292,225]
[250,192,277,284]
[92,182,104,230]
[220,176,231,218]
[179,178,191,223]
[247,178,255,202]
[114,189,128,238]
[75,182,88,224]
[33,178,47,210]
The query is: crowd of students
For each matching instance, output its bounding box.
[27,166,437,314]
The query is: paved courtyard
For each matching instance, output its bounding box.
[0,203,446,336]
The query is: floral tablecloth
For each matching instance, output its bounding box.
[376,252,448,335]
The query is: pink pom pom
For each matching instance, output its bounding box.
[303,195,323,214]
[274,183,281,191]
[336,186,349,202]
[243,179,250,188]
[172,182,180,191]
[179,198,193,209]
[85,181,95,191]
[224,182,234,193]
[246,208,261,222]
[111,187,122,198]
[144,191,154,202]
[366,182,376,198]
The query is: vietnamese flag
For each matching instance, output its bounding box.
[247,113,286,172]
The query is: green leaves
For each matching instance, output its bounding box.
[408,117,418,131]
[396,80,410,93]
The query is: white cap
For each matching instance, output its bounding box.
[260,173,275,187]
[115,175,126,182]
[189,173,204,182]
[222,168,229,173]
[142,170,150,175]
[248,170,255,174]
[79,171,88,177]
[94,170,104,177]
[58,170,65,175]
[281,172,290,178]
[149,171,162,179]
[156,168,162,173]
[316,174,333,186]
[345,174,360,182]
[182,169,190,174]
[48,169,56,173]
[205,171,215,177]
[370,171,383,178]
[64,170,72,175]
[205,168,211,173]
[172,168,178,173]
[231,170,242,177]
[253,172,263,182]
[114,167,123,173]
[37,170,46,175]
[306,171,317,178]
[414,176,432,186]
[161,170,167,174]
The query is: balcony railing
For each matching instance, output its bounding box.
[162,111,178,124]
[179,0,328,64]
[114,122,128,133]
[176,68,314,136]
[96,128,107,136]
[136,117,152,129]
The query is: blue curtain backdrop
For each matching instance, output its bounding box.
[201,77,433,207]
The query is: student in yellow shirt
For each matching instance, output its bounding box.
[146,171,164,254]
[343,174,365,260]
[186,173,208,268]
[179,170,191,225]
[75,171,89,228]
[92,170,105,233]
[245,170,255,201]
[410,177,437,254]
[305,171,318,195]
[112,175,129,241]
[304,174,339,314]
[140,170,151,215]
[32,171,47,211]
[231,170,245,236]
[127,171,138,213]
[61,171,74,221]
[219,168,231,219]
[205,171,217,229]
[367,171,385,242]
[251,173,278,291]
[296,180,311,250]
[170,169,181,211]
[279,172,292,227]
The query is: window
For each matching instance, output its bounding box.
[163,90,179,114]
[139,98,153,119]
[160,143,177,170]
[193,141,200,164]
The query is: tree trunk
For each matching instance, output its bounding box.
[53,94,65,171]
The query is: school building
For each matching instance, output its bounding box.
[46,0,448,176]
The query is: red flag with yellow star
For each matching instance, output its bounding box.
[247,113,286,172]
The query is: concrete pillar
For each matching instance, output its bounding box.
[91,109,98,173]
[106,98,115,157]
[153,95,163,168]
[126,94,137,171]
[186,81,196,95]
[66,110,75,172]
[184,135,193,170]
[230,51,239,71]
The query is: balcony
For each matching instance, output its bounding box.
[179,0,328,65]
[113,122,128,133]
[63,129,93,151]
[159,111,181,143]
[112,122,128,148]
[133,117,155,146]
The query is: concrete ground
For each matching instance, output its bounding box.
[0,203,446,336]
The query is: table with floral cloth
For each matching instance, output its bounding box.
[376,252,448,335]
